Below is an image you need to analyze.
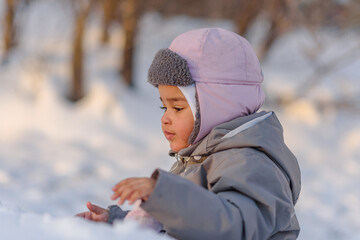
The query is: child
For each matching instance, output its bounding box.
[77,28,301,240]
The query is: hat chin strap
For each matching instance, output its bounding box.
[178,84,197,121]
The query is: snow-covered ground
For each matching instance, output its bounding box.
[1,0,360,239]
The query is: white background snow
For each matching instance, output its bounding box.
[0,0,360,239]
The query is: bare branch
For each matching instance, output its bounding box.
[297,41,360,98]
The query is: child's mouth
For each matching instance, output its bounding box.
[163,131,175,141]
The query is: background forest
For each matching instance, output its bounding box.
[1,0,360,239]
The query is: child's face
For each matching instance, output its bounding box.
[159,85,194,152]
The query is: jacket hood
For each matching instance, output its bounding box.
[169,28,265,143]
[178,111,301,205]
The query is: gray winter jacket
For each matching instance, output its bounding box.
[112,111,301,239]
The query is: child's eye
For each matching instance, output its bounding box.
[174,107,184,112]
[160,106,167,111]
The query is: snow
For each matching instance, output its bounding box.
[0,203,172,240]
[1,0,360,239]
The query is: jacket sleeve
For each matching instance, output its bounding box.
[107,205,129,224]
[141,149,299,240]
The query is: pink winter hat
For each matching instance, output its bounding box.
[148,28,265,144]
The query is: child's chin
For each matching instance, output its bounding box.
[170,146,180,152]
[170,143,189,153]
[170,143,181,152]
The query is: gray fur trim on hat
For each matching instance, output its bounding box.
[148,48,194,87]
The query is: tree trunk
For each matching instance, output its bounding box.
[101,0,118,44]
[120,0,139,87]
[70,1,91,102]
[235,0,264,36]
[3,0,16,60]
[257,0,290,61]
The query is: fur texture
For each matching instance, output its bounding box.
[148,49,194,87]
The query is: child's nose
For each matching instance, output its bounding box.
[161,113,171,125]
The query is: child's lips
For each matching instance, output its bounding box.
[163,131,175,141]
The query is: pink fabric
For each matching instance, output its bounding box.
[125,200,163,232]
[168,28,265,143]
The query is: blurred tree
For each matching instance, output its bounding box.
[268,0,360,111]
[346,0,360,28]
[69,0,93,102]
[101,0,118,43]
[257,0,297,61]
[235,0,265,35]
[119,0,139,87]
[2,0,17,61]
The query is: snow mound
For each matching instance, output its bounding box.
[0,202,172,240]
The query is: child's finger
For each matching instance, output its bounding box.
[112,178,141,191]
[112,178,134,191]
[112,181,125,191]
[75,212,86,218]
[86,212,94,220]
[110,189,123,200]
[80,211,92,220]
[117,187,135,205]
[128,190,143,205]
[117,189,132,205]
[111,181,139,200]
[87,202,107,215]
[86,202,93,211]
[110,178,154,203]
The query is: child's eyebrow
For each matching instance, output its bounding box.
[159,97,187,102]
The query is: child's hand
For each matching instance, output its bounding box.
[111,177,156,205]
[75,202,109,222]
